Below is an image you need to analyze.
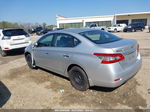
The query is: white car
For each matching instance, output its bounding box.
[0,28,31,56]
[107,24,127,32]
[86,24,107,31]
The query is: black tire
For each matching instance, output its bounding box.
[132,28,136,32]
[123,29,127,32]
[0,47,7,57]
[114,29,117,33]
[25,53,36,69]
[141,28,144,31]
[68,66,89,91]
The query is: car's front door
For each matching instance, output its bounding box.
[33,34,55,68]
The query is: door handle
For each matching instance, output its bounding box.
[45,53,48,54]
[63,54,69,58]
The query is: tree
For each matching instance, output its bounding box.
[42,22,46,29]
[0,21,57,31]
[0,21,20,28]
[46,25,57,29]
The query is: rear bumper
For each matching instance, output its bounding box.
[94,55,142,88]
[107,29,114,32]
[109,58,141,87]
[2,41,31,51]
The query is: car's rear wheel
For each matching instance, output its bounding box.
[0,47,7,57]
[68,66,89,91]
[25,53,36,69]
[141,28,144,31]
[132,28,136,32]
[123,29,127,32]
[114,29,117,33]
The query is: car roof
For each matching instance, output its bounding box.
[51,28,96,34]
[0,28,24,31]
[131,22,144,24]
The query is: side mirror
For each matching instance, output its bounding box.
[33,42,38,47]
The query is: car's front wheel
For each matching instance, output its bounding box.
[132,28,136,32]
[68,66,89,91]
[25,53,36,69]
[0,47,7,57]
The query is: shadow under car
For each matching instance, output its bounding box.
[0,81,11,107]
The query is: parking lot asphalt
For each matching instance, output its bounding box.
[0,31,150,109]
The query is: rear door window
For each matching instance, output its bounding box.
[54,33,80,47]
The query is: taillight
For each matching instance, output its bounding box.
[25,34,30,37]
[137,44,139,52]
[114,78,121,82]
[93,53,125,64]
[4,48,9,50]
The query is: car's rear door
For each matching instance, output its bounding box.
[117,24,122,31]
[44,33,80,75]
[136,23,142,30]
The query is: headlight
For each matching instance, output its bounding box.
[25,34,30,37]
[2,36,11,40]
[128,26,131,28]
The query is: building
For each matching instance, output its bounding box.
[56,12,150,28]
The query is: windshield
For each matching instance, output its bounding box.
[79,30,122,44]
[3,29,28,36]
[129,23,135,27]
[112,25,117,27]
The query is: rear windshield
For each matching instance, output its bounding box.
[79,30,122,44]
[3,29,28,36]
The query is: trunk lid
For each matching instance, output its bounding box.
[97,39,138,69]
[3,29,29,46]
[10,35,28,45]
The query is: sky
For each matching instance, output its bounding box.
[0,0,150,25]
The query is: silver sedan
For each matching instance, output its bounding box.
[25,28,142,91]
